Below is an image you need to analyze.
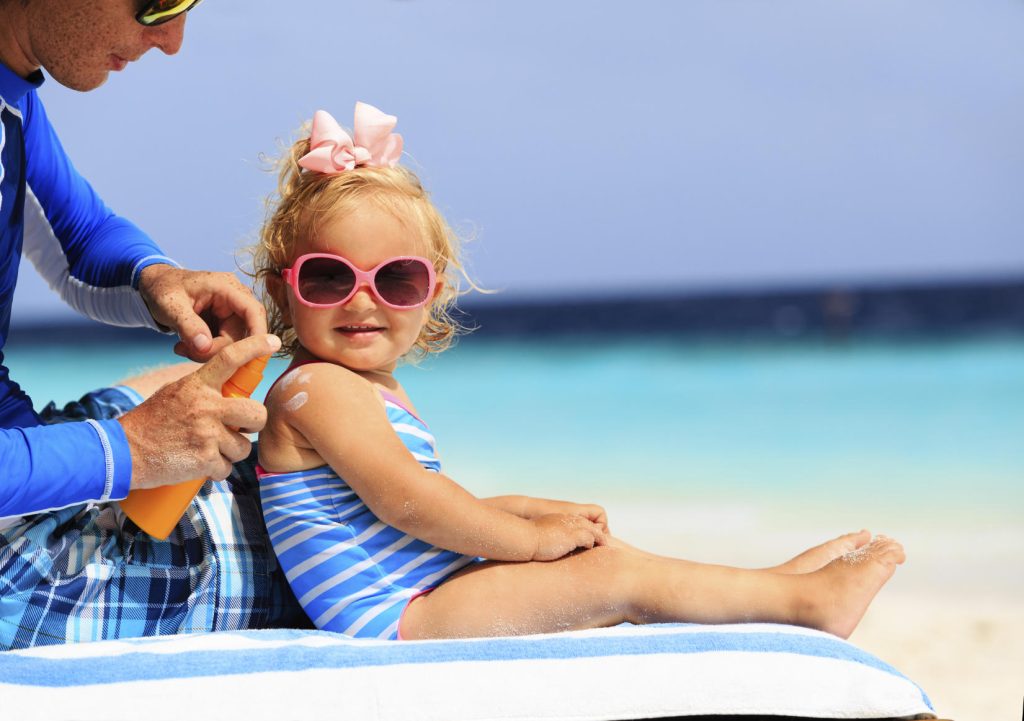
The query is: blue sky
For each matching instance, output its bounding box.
[12,0,1024,322]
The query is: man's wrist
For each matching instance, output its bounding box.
[132,256,181,290]
[137,261,174,290]
[136,263,178,333]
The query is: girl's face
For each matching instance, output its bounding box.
[283,203,440,375]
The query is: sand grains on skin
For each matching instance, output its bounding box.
[773,529,871,574]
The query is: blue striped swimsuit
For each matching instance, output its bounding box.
[258,389,478,640]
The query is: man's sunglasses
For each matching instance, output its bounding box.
[136,0,203,27]
[282,254,437,310]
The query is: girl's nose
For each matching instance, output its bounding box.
[344,283,379,310]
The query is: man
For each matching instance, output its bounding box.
[0,0,298,649]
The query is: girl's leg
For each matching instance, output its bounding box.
[400,535,904,641]
[115,362,199,399]
[606,529,872,574]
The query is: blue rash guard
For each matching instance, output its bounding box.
[0,63,179,519]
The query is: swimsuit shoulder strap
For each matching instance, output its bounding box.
[378,389,426,425]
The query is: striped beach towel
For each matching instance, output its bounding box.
[0,622,935,720]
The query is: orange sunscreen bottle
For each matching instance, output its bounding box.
[119,355,270,540]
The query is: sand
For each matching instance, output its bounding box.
[605,498,1024,721]
[854,592,1022,721]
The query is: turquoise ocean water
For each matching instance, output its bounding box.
[6,333,1022,524]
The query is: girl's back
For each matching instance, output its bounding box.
[258,365,476,639]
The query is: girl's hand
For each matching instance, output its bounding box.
[526,499,609,534]
[530,513,607,561]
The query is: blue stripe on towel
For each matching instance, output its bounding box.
[0,624,931,708]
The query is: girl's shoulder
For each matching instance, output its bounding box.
[258,361,390,473]
[265,360,372,412]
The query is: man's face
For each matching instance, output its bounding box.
[25,0,187,91]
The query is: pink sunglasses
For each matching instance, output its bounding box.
[282,253,436,310]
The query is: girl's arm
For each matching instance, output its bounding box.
[266,364,605,562]
[482,496,609,533]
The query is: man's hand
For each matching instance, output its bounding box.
[138,264,268,362]
[117,334,281,490]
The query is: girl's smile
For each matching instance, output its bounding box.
[335,323,387,344]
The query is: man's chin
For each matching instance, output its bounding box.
[71,75,110,93]
[48,68,110,92]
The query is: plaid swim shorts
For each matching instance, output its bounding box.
[0,386,307,650]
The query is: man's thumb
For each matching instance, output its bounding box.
[199,334,281,388]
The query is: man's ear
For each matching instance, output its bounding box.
[266,274,292,327]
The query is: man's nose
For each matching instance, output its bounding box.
[145,15,187,55]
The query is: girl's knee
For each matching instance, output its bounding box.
[577,545,634,583]
[577,545,653,617]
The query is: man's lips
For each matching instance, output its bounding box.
[109,55,129,71]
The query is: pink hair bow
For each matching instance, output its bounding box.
[298,103,404,174]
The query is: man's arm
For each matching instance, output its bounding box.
[0,419,131,519]
[21,89,178,330]
[20,90,266,360]
[0,335,278,519]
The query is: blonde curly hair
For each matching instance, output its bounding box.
[250,130,471,361]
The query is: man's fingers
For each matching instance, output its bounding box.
[199,284,267,347]
[222,282,269,338]
[172,331,239,360]
[200,333,241,360]
[218,429,254,466]
[155,291,215,358]
[198,334,281,389]
[213,314,249,346]
[141,268,268,361]
[221,396,268,435]
[173,317,215,361]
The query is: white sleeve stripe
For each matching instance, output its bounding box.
[85,420,116,501]
[130,254,181,287]
[0,102,11,210]
[22,187,166,330]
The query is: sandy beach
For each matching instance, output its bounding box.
[607,498,1024,721]
[854,592,1022,721]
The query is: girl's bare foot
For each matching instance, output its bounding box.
[801,535,905,639]
[770,530,871,574]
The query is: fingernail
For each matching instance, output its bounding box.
[267,334,282,351]
[192,334,211,351]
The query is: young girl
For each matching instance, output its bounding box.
[253,103,905,642]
